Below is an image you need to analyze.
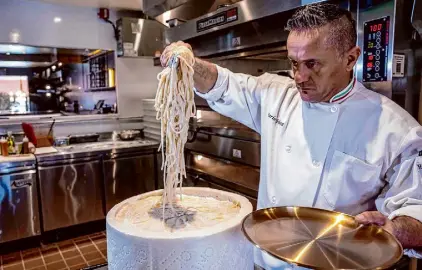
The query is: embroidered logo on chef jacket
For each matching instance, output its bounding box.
[268,113,284,126]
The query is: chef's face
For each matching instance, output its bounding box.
[287,26,360,102]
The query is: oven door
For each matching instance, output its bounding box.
[184,171,257,210]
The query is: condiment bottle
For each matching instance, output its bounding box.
[0,137,8,156]
[23,136,29,154]
[6,131,15,155]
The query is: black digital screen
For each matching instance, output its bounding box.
[362,16,390,82]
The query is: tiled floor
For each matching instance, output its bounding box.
[0,232,107,270]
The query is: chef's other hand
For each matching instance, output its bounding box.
[160,41,193,68]
[355,211,396,235]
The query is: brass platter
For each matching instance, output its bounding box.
[242,207,403,269]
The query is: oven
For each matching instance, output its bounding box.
[184,110,260,209]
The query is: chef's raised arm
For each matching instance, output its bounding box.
[160,41,294,133]
[375,126,422,257]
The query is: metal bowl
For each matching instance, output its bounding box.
[118,130,140,141]
[242,206,403,270]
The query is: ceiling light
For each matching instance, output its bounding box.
[58,62,63,67]
[54,17,62,23]
[51,65,56,70]
[46,85,51,90]
[46,92,52,97]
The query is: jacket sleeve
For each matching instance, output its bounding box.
[194,65,266,133]
[375,126,422,258]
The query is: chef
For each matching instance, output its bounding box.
[161,2,422,269]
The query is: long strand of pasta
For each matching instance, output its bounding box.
[155,46,196,213]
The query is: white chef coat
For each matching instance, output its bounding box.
[195,65,422,269]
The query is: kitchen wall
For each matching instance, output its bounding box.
[0,0,162,135]
[115,58,162,117]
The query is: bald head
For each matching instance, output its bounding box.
[286,3,356,55]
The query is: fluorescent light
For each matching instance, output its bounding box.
[54,17,62,23]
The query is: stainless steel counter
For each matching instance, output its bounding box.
[35,138,160,232]
[35,139,159,162]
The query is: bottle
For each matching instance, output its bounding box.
[23,136,29,154]
[0,137,8,156]
[6,131,15,155]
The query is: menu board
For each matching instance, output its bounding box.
[362,16,390,82]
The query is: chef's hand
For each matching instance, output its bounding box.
[355,211,396,235]
[160,41,193,67]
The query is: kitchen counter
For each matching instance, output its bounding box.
[35,138,159,162]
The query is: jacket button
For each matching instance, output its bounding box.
[312,160,321,167]
[285,145,292,153]
[271,196,277,204]
[330,106,338,113]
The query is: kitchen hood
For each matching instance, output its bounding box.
[163,0,348,60]
[116,17,166,57]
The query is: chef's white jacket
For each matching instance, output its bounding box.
[195,65,422,269]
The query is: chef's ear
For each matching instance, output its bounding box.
[344,46,361,72]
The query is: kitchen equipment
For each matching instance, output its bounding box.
[116,17,165,58]
[0,158,41,243]
[69,133,100,144]
[163,0,422,121]
[54,136,69,147]
[168,110,260,209]
[242,206,403,270]
[37,154,104,231]
[102,149,156,212]
[118,130,140,141]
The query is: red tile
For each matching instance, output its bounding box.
[61,249,80,259]
[87,257,106,266]
[24,258,44,269]
[45,261,66,270]
[69,263,87,270]
[65,256,86,267]
[27,267,47,270]
[2,252,22,265]
[95,241,106,251]
[3,263,24,270]
[82,251,102,262]
[79,245,97,254]
[42,254,62,265]
[40,247,59,257]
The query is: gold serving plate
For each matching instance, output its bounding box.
[242,207,403,269]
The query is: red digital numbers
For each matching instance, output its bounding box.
[367,62,373,68]
[368,55,374,61]
[370,24,382,32]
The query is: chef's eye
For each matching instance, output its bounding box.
[305,60,317,69]
[290,60,298,68]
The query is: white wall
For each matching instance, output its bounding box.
[0,0,116,49]
[0,0,162,120]
[116,58,162,117]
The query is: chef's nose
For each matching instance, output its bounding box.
[294,65,310,84]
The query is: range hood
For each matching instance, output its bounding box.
[116,17,166,57]
[163,0,346,59]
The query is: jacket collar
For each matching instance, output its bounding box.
[329,77,356,104]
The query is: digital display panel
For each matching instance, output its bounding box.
[362,16,390,82]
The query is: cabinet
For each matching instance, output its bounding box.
[0,169,40,243]
[103,153,156,213]
[38,157,104,231]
